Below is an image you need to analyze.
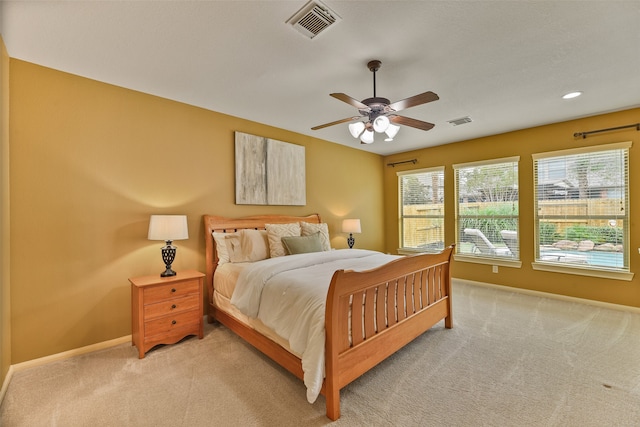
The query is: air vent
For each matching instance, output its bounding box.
[286,0,341,39]
[448,116,473,126]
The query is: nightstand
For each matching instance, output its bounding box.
[130,270,205,358]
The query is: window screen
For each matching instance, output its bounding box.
[533,142,630,271]
[398,167,445,252]
[454,157,519,259]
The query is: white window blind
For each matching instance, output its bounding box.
[454,157,519,259]
[533,142,630,271]
[398,167,445,252]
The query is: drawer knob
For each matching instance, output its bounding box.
[171,304,177,309]
[171,288,177,293]
[172,320,177,325]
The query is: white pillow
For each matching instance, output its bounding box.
[300,221,331,251]
[212,231,238,265]
[227,229,270,263]
[265,223,301,258]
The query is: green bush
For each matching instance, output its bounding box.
[460,204,518,243]
[564,225,623,244]
[539,223,559,245]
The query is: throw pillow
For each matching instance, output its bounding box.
[281,232,323,255]
[265,222,301,258]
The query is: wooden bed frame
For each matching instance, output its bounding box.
[204,213,454,420]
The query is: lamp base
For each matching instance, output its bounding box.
[160,243,177,277]
[160,268,176,277]
[347,233,355,249]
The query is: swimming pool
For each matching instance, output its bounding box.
[540,250,624,268]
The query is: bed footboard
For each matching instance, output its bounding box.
[324,245,454,420]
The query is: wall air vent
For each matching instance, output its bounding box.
[447,116,473,126]
[286,0,341,39]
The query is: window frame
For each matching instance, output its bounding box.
[453,156,521,268]
[397,166,445,254]
[532,141,633,281]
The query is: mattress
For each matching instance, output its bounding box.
[213,264,300,358]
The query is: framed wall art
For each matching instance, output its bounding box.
[235,132,306,206]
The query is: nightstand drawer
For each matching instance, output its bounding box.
[144,294,200,319]
[144,309,200,338]
[143,279,199,303]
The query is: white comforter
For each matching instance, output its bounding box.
[230,249,400,403]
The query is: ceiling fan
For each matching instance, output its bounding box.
[311,60,439,144]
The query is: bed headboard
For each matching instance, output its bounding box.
[203,214,321,314]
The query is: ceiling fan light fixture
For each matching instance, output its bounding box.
[384,123,400,140]
[372,115,390,133]
[348,121,365,138]
[311,60,439,146]
[360,129,375,144]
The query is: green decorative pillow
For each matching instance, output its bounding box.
[300,221,331,251]
[281,232,323,255]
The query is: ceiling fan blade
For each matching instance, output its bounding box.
[389,115,435,131]
[311,116,363,130]
[387,91,439,112]
[330,93,370,110]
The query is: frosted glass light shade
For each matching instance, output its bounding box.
[373,115,390,133]
[360,129,375,144]
[348,121,365,138]
[148,215,189,241]
[384,123,400,140]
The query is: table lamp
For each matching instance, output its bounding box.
[342,218,361,249]
[148,215,189,277]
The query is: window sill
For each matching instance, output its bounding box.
[454,254,522,268]
[531,261,634,281]
[397,248,444,256]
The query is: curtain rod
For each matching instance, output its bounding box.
[387,159,417,167]
[574,123,640,139]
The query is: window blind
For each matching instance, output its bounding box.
[398,167,445,252]
[454,157,519,259]
[533,142,630,270]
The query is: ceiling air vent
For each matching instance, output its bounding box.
[286,0,341,39]
[448,116,473,126]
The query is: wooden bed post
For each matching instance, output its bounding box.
[325,273,341,421]
[444,250,453,329]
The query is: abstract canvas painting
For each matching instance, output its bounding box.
[235,132,306,205]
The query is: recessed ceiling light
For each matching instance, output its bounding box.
[562,91,582,99]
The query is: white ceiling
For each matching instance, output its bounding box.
[2,1,639,156]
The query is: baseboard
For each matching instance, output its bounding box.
[11,335,132,373]
[453,278,640,314]
[0,364,14,406]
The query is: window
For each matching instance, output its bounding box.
[398,167,444,253]
[454,157,519,262]
[533,142,631,279]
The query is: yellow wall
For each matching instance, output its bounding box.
[1,36,11,385]
[384,108,640,308]
[9,59,385,363]
[6,56,640,366]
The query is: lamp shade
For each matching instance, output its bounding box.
[148,215,189,241]
[373,115,390,133]
[341,218,361,234]
[348,121,365,138]
[360,129,375,144]
[384,123,400,141]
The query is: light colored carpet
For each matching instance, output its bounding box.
[2,282,639,426]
